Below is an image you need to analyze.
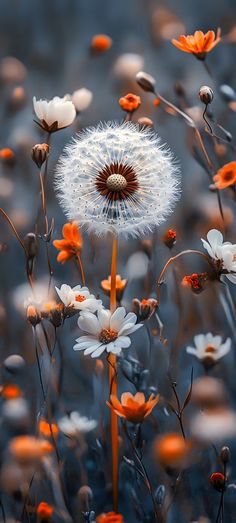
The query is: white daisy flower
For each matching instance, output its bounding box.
[33,95,76,132]
[55,121,180,238]
[73,306,142,358]
[201,229,236,283]
[71,88,93,112]
[58,411,97,436]
[55,283,102,313]
[186,332,231,366]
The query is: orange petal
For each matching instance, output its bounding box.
[57,250,72,263]
[62,222,73,240]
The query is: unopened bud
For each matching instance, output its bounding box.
[23,233,38,260]
[209,472,225,492]
[199,85,214,105]
[220,446,230,464]
[162,229,176,249]
[31,143,49,168]
[27,305,41,327]
[137,117,153,126]
[136,71,156,93]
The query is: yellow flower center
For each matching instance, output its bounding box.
[99,328,118,343]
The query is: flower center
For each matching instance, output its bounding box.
[106,174,128,192]
[205,345,216,353]
[99,328,118,344]
[223,170,234,181]
[75,295,86,302]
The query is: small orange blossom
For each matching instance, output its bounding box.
[39,418,59,438]
[101,274,127,301]
[53,222,83,263]
[96,512,124,523]
[213,161,236,189]
[1,384,22,400]
[91,34,112,53]
[154,433,191,468]
[119,93,141,113]
[37,502,54,521]
[107,392,159,424]
[172,29,221,59]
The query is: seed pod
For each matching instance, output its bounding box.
[199,85,214,105]
[23,232,38,260]
[220,446,230,464]
[136,71,156,92]
[31,143,49,168]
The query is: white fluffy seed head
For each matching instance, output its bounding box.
[54,121,181,238]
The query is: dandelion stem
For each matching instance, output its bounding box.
[108,234,119,512]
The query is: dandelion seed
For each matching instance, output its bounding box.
[55,121,180,238]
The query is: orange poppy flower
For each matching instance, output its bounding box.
[53,222,83,263]
[154,433,191,468]
[96,512,124,523]
[9,436,53,464]
[1,384,22,400]
[172,29,221,59]
[37,502,54,521]
[119,93,141,113]
[101,274,127,301]
[213,161,236,189]
[107,392,159,424]
[38,418,59,438]
[91,34,112,53]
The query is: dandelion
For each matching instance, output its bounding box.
[201,229,236,283]
[186,333,231,367]
[171,29,221,60]
[107,392,159,423]
[101,275,128,301]
[74,306,142,358]
[119,93,141,113]
[213,161,236,189]
[55,121,180,238]
[53,222,83,263]
[55,284,102,313]
[33,95,76,132]
[58,411,97,436]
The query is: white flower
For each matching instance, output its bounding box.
[71,88,93,112]
[186,332,231,365]
[201,229,236,283]
[55,284,102,312]
[190,408,236,442]
[58,412,97,436]
[55,121,180,238]
[73,306,142,358]
[33,96,76,132]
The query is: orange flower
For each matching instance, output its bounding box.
[119,93,141,113]
[0,148,15,164]
[37,502,54,521]
[172,29,221,59]
[153,98,161,107]
[53,222,83,263]
[213,161,236,189]
[182,272,208,293]
[162,228,177,249]
[101,274,127,301]
[154,433,191,468]
[96,512,124,523]
[91,34,112,53]
[9,436,53,464]
[39,418,59,439]
[107,392,159,424]
[1,384,22,400]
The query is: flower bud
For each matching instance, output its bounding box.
[27,305,41,327]
[136,71,156,93]
[31,143,49,168]
[132,298,157,322]
[209,472,225,492]
[199,85,214,105]
[36,502,54,522]
[220,446,230,464]
[3,354,25,373]
[138,117,153,126]
[162,228,176,249]
[0,148,15,165]
[23,232,38,260]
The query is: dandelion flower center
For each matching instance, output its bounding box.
[95,161,138,201]
[99,328,118,343]
[106,174,128,192]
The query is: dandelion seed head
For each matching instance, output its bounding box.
[55,121,180,238]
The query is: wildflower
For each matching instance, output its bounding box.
[199,85,214,105]
[182,272,208,294]
[213,162,236,189]
[55,284,102,313]
[101,275,127,302]
[33,95,76,132]
[107,392,159,423]
[209,472,226,492]
[191,407,236,441]
[136,71,156,93]
[171,29,221,60]
[132,298,158,322]
[71,88,93,112]
[162,228,176,249]
[58,412,97,436]
[37,502,54,521]
[119,93,141,113]
[9,436,53,464]
[0,147,15,165]
[220,446,230,464]
[186,333,231,368]
[96,512,124,523]
[154,433,191,468]
[55,121,180,238]
[27,304,41,326]
[40,301,64,328]
[31,143,49,168]
[90,34,112,53]
[1,384,22,400]
[74,307,142,358]
[38,418,59,439]
[201,229,236,283]
[53,222,83,263]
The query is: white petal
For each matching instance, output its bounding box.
[110,307,126,330]
[114,336,131,348]
[201,238,215,259]
[78,313,100,335]
[90,345,106,358]
[98,308,111,329]
[84,343,103,355]
[207,229,223,249]
[118,322,142,336]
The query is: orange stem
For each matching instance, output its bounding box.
[108,235,119,512]
[76,252,85,286]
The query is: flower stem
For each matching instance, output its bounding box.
[76,252,86,286]
[108,234,119,512]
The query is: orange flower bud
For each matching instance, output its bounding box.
[209,472,225,492]
[0,148,15,165]
[32,143,49,168]
[96,512,124,523]
[153,97,161,107]
[9,435,53,464]
[27,305,41,327]
[182,272,208,294]
[91,34,112,53]
[154,433,191,469]
[119,93,141,113]
[37,502,54,521]
[162,228,176,249]
[1,384,22,400]
[38,418,59,439]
